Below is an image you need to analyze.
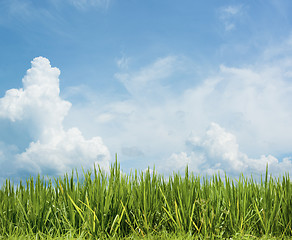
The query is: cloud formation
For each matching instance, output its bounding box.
[0,57,110,179]
[179,123,292,177]
[115,56,179,97]
[75,51,292,177]
[3,50,289,181]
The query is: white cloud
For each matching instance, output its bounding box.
[69,49,292,177]
[0,0,54,25]
[16,127,110,176]
[224,23,235,31]
[222,6,241,16]
[196,122,246,172]
[115,56,179,97]
[263,33,292,61]
[167,152,191,171]
[37,36,292,178]
[0,57,110,178]
[116,55,130,70]
[96,113,115,123]
[169,122,292,177]
[219,5,243,31]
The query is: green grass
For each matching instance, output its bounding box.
[2,232,292,240]
[0,156,291,239]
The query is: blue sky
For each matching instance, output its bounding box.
[0,0,292,182]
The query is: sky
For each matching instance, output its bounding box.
[0,0,292,182]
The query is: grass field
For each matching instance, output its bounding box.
[0,157,291,239]
[2,232,292,239]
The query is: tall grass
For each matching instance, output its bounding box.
[0,157,291,239]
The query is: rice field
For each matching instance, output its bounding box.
[0,157,291,239]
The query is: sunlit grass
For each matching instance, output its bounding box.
[0,156,291,239]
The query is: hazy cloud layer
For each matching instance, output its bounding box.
[115,56,180,98]
[0,57,110,179]
[67,47,292,177]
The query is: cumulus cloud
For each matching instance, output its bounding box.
[165,122,292,178]
[189,123,246,172]
[0,57,110,179]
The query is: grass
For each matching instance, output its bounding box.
[0,156,291,239]
[2,232,292,240]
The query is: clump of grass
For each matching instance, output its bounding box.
[0,156,291,239]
